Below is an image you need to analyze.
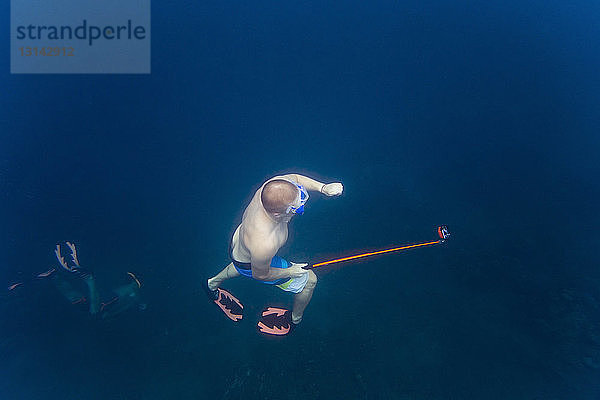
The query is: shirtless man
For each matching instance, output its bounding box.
[206,173,343,334]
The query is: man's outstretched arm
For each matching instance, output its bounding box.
[277,173,343,196]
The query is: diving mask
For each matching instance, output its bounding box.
[286,184,309,215]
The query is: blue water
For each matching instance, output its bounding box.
[1,0,600,398]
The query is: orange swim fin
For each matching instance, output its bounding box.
[204,281,243,322]
[257,307,297,336]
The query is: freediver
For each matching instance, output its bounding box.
[50,242,145,319]
[205,173,343,335]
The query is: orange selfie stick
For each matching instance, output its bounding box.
[304,225,450,270]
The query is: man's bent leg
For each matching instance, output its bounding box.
[291,270,317,324]
[83,275,101,315]
[208,262,240,290]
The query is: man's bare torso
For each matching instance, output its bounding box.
[230,177,294,263]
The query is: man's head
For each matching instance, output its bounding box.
[261,179,301,216]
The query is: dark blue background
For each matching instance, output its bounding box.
[1,0,599,398]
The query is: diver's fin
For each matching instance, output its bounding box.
[204,281,243,322]
[257,307,297,336]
